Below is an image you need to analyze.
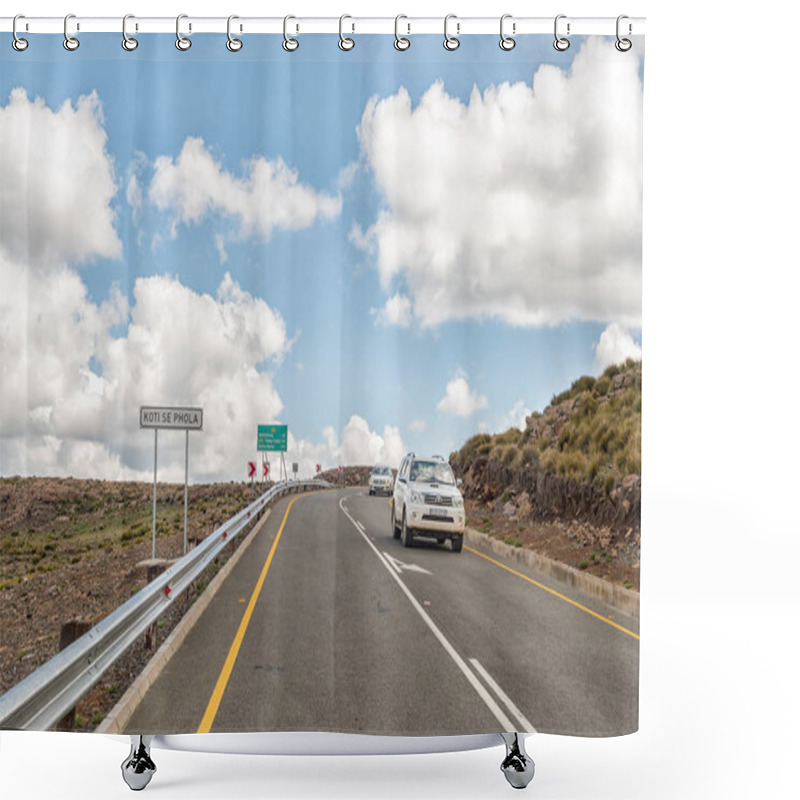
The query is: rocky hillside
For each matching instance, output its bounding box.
[451,360,641,536]
[317,466,375,487]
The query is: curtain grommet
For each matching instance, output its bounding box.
[12,14,28,51]
[553,14,570,51]
[122,14,138,51]
[499,14,516,51]
[394,15,410,51]
[283,15,299,52]
[444,14,460,51]
[338,14,355,51]
[63,13,80,51]
[615,15,632,52]
[176,14,192,51]
[226,15,243,52]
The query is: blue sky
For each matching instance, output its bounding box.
[0,33,643,480]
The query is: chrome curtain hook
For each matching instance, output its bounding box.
[63,13,79,51]
[339,14,355,51]
[227,15,243,51]
[615,14,632,52]
[553,14,570,51]
[499,13,516,51]
[122,14,138,51]
[283,15,299,51]
[444,13,460,51]
[12,14,28,51]
[176,13,191,51]
[394,14,410,51]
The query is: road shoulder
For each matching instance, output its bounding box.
[465,527,640,620]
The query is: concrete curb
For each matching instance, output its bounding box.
[97,508,273,734]
[464,527,639,620]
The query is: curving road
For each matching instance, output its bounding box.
[125,488,638,737]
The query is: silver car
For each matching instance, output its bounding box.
[368,465,394,496]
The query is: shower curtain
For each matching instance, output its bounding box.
[0,26,643,741]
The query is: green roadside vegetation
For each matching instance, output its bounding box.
[0,482,247,588]
[451,359,641,491]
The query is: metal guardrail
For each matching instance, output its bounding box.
[0,479,332,730]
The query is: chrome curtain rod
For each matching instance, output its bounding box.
[1,16,645,36]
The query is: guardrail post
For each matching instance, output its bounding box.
[56,620,92,730]
[144,563,167,650]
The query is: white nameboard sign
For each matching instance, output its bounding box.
[140,406,203,430]
[140,405,204,559]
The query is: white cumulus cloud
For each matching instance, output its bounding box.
[0,88,121,268]
[0,92,297,482]
[126,174,142,217]
[0,255,126,443]
[355,37,643,329]
[2,241,407,481]
[374,292,412,328]
[437,371,489,418]
[498,399,532,432]
[0,262,290,481]
[287,415,407,478]
[593,323,642,374]
[149,136,342,241]
[341,415,405,467]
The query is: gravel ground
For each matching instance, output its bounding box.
[0,478,265,731]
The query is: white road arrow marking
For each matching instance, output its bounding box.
[382,552,432,575]
[339,496,515,731]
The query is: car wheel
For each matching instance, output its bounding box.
[437,536,445,545]
[369,489,374,495]
[401,512,414,548]
[391,505,401,538]
[451,535,463,553]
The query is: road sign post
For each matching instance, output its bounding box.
[140,406,203,558]
[152,429,158,559]
[184,430,189,556]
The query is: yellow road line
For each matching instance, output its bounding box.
[197,496,300,733]
[464,546,640,641]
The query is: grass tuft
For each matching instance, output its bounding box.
[450,360,641,487]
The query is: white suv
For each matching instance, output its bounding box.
[391,454,465,552]
[369,465,394,495]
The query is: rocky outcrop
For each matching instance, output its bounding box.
[451,360,641,537]
[317,466,375,487]
[523,365,641,447]
[459,456,640,534]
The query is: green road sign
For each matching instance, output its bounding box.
[258,424,287,452]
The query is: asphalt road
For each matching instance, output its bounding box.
[125,488,638,736]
